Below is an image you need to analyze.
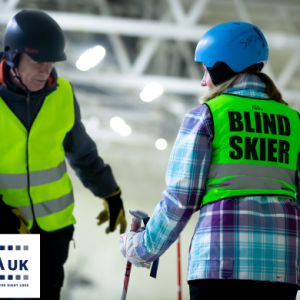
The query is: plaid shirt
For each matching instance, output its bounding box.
[135,75,300,285]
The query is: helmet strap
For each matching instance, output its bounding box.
[12,67,30,93]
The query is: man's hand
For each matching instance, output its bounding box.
[11,209,30,234]
[0,196,30,234]
[96,188,127,234]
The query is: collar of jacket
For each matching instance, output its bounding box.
[0,52,59,101]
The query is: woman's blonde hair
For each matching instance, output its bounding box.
[200,65,288,106]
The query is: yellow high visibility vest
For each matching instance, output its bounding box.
[0,77,76,232]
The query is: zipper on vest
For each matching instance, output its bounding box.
[26,93,36,222]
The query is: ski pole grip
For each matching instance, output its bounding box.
[130,216,142,232]
[129,209,149,231]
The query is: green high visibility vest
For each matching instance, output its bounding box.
[0,77,76,232]
[202,94,300,207]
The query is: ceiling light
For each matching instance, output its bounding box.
[110,117,132,137]
[155,138,167,150]
[76,46,106,71]
[140,82,164,102]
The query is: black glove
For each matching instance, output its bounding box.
[0,195,30,234]
[96,188,127,234]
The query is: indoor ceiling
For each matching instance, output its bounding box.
[0,0,299,147]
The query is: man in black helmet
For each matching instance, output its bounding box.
[0,9,127,300]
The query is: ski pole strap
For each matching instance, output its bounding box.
[150,259,159,278]
[142,217,159,279]
[143,217,150,226]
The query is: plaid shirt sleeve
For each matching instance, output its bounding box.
[134,104,213,262]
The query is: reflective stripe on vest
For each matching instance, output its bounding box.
[202,94,300,206]
[18,190,74,220]
[206,176,294,193]
[0,160,67,189]
[0,77,76,231]
[208,163,295,186]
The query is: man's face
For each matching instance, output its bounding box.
[16,54,54,92]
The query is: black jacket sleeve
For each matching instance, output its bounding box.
[63,89,118,198]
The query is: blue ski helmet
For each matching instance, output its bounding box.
[195,22,269,86]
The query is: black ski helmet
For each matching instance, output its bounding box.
[4,10,67,67]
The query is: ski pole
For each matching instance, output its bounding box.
[177,235,182,300]
[120,209,148,300]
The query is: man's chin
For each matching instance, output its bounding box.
[28,84,45,92]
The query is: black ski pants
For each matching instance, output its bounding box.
[13,223,74,300]
[33,223,74,300]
